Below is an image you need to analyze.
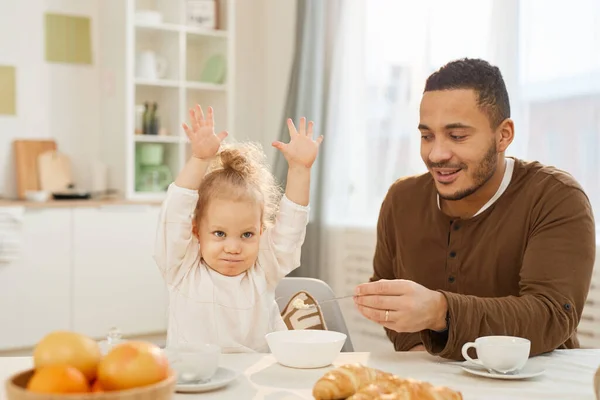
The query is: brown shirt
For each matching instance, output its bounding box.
[372,157,596,360]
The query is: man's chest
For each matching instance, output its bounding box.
[393,216,529,297]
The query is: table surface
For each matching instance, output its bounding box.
[1,350,599,399]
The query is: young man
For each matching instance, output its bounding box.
[353,58,596,360]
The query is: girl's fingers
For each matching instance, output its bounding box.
[272,141,286,151]
[206,106,214,126]
[307,121,314,137]
[316,135,324,146]
[287,118,298,138]
[182,123,194,141]
[216,130,228,141]
[195,104,205,127]
[299,117,306,135]
[189,109,199,131]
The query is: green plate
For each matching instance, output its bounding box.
[200,54,226,84]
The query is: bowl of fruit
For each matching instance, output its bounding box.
[5,330,175,400]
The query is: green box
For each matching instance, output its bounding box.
[0,66,16,115]
[45,13,92,65]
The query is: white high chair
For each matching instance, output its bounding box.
[275,277,355,352]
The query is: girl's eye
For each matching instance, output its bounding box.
[214,231,225,238]
[242,232,254,239]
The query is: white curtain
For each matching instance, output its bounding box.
[323,0,600,227]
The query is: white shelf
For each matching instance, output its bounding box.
[135,22,228,38]
[134,79,226,91]
[134,135,183,144]
[99,0,235,200]
[135,21,181,33]
[135,78,180,88]
[185,81,227,91]
[185,26,228,38]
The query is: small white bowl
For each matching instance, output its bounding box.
[265,330,346,369]
[164,343,220,382]
[24,190,49,202]
[135,10,163,25]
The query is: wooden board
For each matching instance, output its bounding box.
[38,150,73,192]
[13,140,57,199]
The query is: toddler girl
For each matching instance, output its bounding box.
[153,105,323,353]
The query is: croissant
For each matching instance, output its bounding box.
[347,375,413,399]
[312,364,391,400]
[312,364,462,400]
[348,378,463,400]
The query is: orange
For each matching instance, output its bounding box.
[27,364,90,394]
[97,341,169,390]
[91,379,104,392]
[33,331,101,381]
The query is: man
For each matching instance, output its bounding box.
[353,58,596,360]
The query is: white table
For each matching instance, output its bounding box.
[1,350,599,399]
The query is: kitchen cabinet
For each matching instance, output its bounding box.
[0,209,71,349]
[72,205,167,339]
[0,203,168,351]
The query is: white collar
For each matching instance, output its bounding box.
[436,158,515,218]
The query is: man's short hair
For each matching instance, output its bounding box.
[424,58,511,129]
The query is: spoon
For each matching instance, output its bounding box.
[294,294,356,309]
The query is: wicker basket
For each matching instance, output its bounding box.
[5,369,176,400]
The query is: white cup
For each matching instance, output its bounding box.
[165,343,220,382]
[461,336,530,374]
[136,51,168,80]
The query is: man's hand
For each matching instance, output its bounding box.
[353,279,448,333]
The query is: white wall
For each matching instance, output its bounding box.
[0,0,101,199]
[263,0,297,164]
[233,0,297,166]
[0,0,297,198]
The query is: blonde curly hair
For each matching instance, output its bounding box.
[194,141,282,230]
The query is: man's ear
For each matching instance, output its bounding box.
[496,118,514,153]
[192,219,199,239]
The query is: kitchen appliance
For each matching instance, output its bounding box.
[37,150,73,192]
[135,144,172,192]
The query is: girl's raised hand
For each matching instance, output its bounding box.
[272,117,323,168]
[182,105,228,160]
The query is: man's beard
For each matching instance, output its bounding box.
[431,142,498,201]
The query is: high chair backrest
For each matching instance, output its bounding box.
[275,277,354,352]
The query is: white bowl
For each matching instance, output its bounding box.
[164,343,220,382]
[135,10,163,25]
[265,330,346,369]
[24,190,49,202]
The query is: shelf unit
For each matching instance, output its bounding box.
[99,0,234,201]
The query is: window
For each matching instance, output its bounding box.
[324,0,600,226]
[519,0,600,216]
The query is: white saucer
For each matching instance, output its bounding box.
[175,367,239,393]
[461,363,545,380]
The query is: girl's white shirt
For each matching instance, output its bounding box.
[153,183,309,353]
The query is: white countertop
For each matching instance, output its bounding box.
[1,350,599,399]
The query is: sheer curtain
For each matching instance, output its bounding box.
[323,0,600,227]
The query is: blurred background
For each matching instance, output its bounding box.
[0,0,599,355]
